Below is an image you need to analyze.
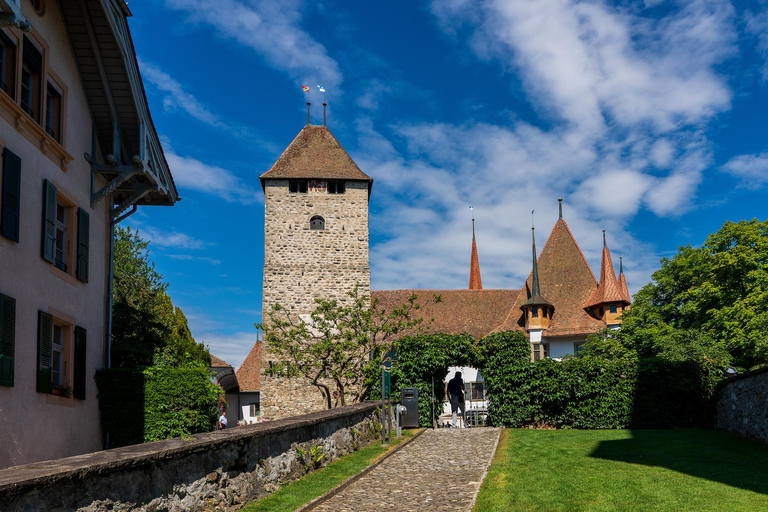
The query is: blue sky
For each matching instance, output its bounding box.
[125,0,768,367]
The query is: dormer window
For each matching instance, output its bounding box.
[310,215,324,230]
[289,180,307,193]
[328,181,345,194]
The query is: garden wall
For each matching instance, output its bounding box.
[717,367,768,444]
[0,402,383,512]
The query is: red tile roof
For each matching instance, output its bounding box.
[618,270,632,304]
[495,219,605,336]
[469,237,483,290]
[586,240,630,307]
[260,125,373,187]
[210,354,231,368]
[371,289,519,339]
[235,342,262,392]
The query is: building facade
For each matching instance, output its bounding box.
[0,0,176,468]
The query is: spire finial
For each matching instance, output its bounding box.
[472,217,475,240]
[558,197,563,219]
[620,256,624,274]
[323,102,327,126]
[602,229,606,248]
[306,102,311,125]
[531,224,541,297]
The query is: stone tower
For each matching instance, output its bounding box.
[259,123,373,418]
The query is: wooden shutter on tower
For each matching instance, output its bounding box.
[1,148,21,242]
[41,180,56,263]
[73,326,86,399]
[76,208,89,283]
[37,311,52,393]
[0,294,15,387]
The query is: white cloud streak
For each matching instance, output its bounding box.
[137,226,212,250]
[722,152,768,189]
[162,0,342,90]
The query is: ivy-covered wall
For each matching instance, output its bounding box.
[96,366,224,447]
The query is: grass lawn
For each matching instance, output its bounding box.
[474,429,768,512]
[243,429,418,512]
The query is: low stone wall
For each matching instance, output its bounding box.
[0,402,383,511]
[717,367,768,444]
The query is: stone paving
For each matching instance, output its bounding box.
[310,427,501,512]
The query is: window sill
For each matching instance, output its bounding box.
[0,90,73,171]
[45,393,75,407]
[49,263,79,287]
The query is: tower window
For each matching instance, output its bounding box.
[599,307,604,316]
[289,181,307,193]
[609,305,617,314]
[532,307,539,318]
[328,181,345,194]
[310,215,324,231]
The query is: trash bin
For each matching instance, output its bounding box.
[401,387,419,428]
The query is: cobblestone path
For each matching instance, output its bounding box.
[310,427,500,512]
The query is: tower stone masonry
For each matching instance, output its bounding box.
[260,125,372,419]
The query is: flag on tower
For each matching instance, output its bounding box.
[317,85,326,93]
[301,85,310,92]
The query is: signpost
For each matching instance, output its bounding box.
[381,365,391,445]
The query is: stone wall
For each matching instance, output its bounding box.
[717,367,768,444]
[0,402,384,512]
[261,179,370,419]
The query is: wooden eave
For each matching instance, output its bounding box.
[60,0,177,208]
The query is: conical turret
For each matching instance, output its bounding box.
[521,226,554,331]
[618,257,631,304]
[469,217,483,290]
[586,231,630,326]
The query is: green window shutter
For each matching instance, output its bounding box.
[37,310,52,394]
[41,180,56,263]
[1,148,21,242]
[73,326,86,399]
[0,294,16,387]
[76,208,89,283]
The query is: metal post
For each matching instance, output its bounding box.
[381,367,387,445]
[431,375,435,429]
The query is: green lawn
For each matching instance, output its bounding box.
[474,429,768,512]
[243,429,418,512]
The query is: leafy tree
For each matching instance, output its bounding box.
[112,225,210,368]
[258,286,427,409]
[620,219,768,369]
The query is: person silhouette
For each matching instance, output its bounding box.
[447,372,465,428]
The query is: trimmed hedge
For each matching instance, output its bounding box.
[96,366,223,447]
[482,331,724,429]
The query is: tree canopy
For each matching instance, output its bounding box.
[618,219,768,370]
[112,225,210,368]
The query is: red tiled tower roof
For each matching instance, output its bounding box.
[618,257,632,304]
[495,219,605,336]
[259,125,373,187]
[469,220,483,290]
[235,342,262,392]
[521,227,553,309]
[586,232,630,308]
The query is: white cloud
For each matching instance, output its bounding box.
[198,331,258,369]
[722,152,768,189]
[167,254,223,265]
[163,0,342,90]
[745,9,768,81]
[137,226,212,250]
[163,146,262,204]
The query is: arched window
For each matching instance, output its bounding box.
[310,215,325,231]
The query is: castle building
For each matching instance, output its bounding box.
[0,1,177,467]
[256,121,631,420]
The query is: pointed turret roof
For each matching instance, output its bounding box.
[586,232,630,307]
[496,218,604,335]
[522,227,552,308]
[260,125,373,188]
[469,219,483,290]
[618,257,632,304]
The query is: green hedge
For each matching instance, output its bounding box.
[96,366,223,447]
[482,331,723,429]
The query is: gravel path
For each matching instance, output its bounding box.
[310,427,500,512]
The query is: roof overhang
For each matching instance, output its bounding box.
[61,0,178,214]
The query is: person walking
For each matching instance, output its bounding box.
[218,410,228,430]
[447,372,466,428]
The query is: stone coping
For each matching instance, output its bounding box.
[722,366,768,384]
[0,401,379,496]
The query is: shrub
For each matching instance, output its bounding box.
[96,365,223,447]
